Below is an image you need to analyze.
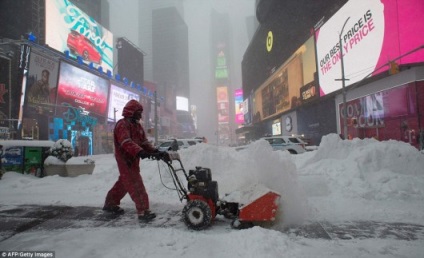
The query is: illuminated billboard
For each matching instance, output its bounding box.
[251,37,316,122]
[234,89,244,124]
[45,0,114,72]
[315,0,424,96]
[217,86,229,124]
[56,62,109,118]
[108,84,140,121]
[176,96,189,112]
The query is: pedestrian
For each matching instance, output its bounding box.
[103,100,161,222]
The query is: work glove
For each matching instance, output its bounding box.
[138,151,151,160]
[159,151,171,163]
[149,151,170,162]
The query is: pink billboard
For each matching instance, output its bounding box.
[339,84,416,129]
[234,89,244,124]
[315,0,424,96]
[56,62,109,118]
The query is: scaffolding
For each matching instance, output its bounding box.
[31,0,45,44]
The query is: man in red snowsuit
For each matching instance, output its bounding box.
[103,99,158,221]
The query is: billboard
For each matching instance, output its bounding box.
[217,86,229,124]
[56,62,109,119]
[45,0,114,72]
[108,84,140,121]
[117,38,144,85]
[272,119,282,136]
[315,0,424,96]
[339,84,416,130]
[251,37,316,122]
[25,51,59,115]
[254,54,303,121]
[176,96,189,112]
[234,89,244,124]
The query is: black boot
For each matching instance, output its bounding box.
[103,206,125,215]
[138,210,156,222]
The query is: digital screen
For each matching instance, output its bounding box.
[339,84,416,129]
[108,84,140,121]
[272,122,282,136]
[234,89,244,124]
[217,86,229,124]
[56,62,109,118]
[316,0,424,96]
[45,0,114,72]
[176,96,189,112]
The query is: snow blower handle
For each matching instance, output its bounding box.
[138,149,164,161]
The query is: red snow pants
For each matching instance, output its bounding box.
[104,159,149,214]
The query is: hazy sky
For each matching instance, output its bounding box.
[106,0,256,142]
[183,0,256,142]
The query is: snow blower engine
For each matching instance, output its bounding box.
[156,151,281,230]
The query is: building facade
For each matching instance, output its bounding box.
[241,0,424,149]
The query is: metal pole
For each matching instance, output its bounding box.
[154,91,158,145]
[338,17,350,139]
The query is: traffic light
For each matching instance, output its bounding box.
[389,61,399,75]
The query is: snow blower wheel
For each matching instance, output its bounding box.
[182,200,212,230]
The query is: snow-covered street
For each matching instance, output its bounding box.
[1,134,423,257]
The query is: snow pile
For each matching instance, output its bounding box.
[296,133,424,223]
[298,134,424,200]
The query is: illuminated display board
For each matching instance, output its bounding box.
[252,37,316,122]
[217,86,229,124]
[56,62,109,118]
[234,89,244,124]
[315,0,424,96]
[45,0,114,72]
[215,50,229,80]
[176,96,189,112]
[108,84,140,121]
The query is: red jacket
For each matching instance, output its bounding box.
[114,100,156,170]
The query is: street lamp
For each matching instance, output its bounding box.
[335,16,350,139]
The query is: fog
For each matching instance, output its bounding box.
[106,0,256,143]
[183,0,256,142]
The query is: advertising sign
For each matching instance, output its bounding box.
[45,0,114,72]
[56,62,109,118]
[25,52,59,115]
[234,89,244,124]
[315,0,424,96]
[339,84,416,129]
[300,81,318,104]
[2,146,24,172]
[108,84,140,121]
[254,54,303,121]
[176,96,189,112]
[272,119,282,136]
[217,86,229,124]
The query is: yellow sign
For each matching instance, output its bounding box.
[266,31,273,52]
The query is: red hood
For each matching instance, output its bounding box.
[122,100,143,118]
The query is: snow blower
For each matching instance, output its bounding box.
[155,151,281,230]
